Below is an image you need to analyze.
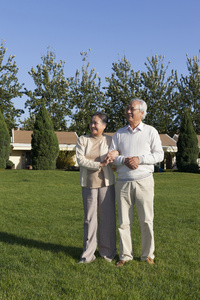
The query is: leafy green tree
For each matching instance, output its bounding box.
[31,105,59,170]
[140,55,178,135]
[0,41,24,132]
[177,52,200,134]
[24,49,72,130]
[0,110,11,168]
[20,114,36,130]
[69,50,105,136]
[176,110,199,173]
[104,55,142,131]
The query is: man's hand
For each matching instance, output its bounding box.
[124,156,139,170]
[105,150,119,162]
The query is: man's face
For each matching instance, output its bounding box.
[126,101,144,124]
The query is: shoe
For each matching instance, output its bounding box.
[145,256,155,265]
[103,256,112,263]
[78,256,96,264]
[116,260,126,267]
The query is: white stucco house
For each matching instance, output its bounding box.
[9,129,78,169]
[9,129,199,170]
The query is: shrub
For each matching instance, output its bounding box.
[0,111,11,169]
[56,151,76,170]
[31,105,59,170]
[6,160,14,169]
[176,110,199,173]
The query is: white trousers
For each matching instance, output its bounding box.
[81,185,116,262]
[116,176,155,261]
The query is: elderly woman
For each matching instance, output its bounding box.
[76,112,117,263]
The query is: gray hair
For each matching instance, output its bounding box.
[129,98,147,120]
[91,111,108,125]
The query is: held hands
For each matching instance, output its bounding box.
[100,154,139,169]
[105,150,119,162]
[100,150,119,167]
[99,160,110,167]
[124,156,139,170]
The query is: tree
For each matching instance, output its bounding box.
[21,114,36,130]
[31,105,59,170]
[69,50,105,136]
[176,110,199,173]
[177,52,200,134]
[104,55,142,132]
[140,55,178,135]
[24,49,72,131]
[0,110,11,168]
[0,41,24,132]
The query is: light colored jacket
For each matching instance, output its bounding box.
[76,134,115,187]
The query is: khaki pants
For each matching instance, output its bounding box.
[81,185,116,262]
[116,176,155,261]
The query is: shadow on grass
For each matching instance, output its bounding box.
[0,231,82,260]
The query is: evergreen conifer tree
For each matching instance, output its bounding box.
[0,110,11,168]
[176,110,199,173]
[31,104,59,170]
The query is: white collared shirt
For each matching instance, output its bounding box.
[109,122,164,181]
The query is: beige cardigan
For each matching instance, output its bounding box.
[76,134,115,187]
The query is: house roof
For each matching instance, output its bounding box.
[12,130,199,150]
[104,132,114,137]
[11,130,78,145]
[159,134,177,147]
[55,131,78,144]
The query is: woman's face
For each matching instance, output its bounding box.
[89,115,106,137]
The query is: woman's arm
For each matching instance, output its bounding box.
[76,136,101,170]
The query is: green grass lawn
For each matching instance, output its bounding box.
[0,170,199,299]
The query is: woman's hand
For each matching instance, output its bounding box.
[100,150,119,168]
[99,160,110,167]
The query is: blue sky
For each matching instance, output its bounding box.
[1,0,200,121]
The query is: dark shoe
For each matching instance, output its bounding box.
[78,260,85,264]
[116,260,126,267]
[145,257,155,265]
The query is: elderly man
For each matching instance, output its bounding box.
[108,98,164,267]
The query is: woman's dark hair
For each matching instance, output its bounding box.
[91,111,108,125]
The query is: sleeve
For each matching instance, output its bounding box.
[138,129,164,165]
[109,132,125,166]
[76,136,101,170]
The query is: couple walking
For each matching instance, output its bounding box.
[76,98,164,266]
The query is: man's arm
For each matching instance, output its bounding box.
[138,129,164,165]
[108,132,138,169]
[105,150,119,162]
[124,156,139,169]
[108,133,126,165]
